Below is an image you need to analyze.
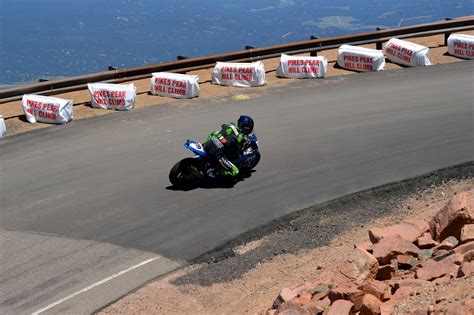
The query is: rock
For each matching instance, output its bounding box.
[328,286,362,303]
[369,220,429,244]
[273,288,299,309]
[360,294,381,315]
[372,235,420,265]
[292,291,312,306]
[391,286,414,300]
[358,279,390,302]
[415,255,461,281]
[266,310,277,315]
[349,290,366,312]
[460,224,474,243]
[276,301,310,315]
[327,299,354,315]
[416,232,438,249]
[418,249,434,260]
[337,248,379,283]
[310,284,331,301]
[355,242,374,253]
[397,255,418,269]
[376,265,395,280]
[457,260,474,277]
[454,242,474,255]
[429,192,474,242]
[436,236,459,250]
[303,297,330,314]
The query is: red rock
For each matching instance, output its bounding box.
[349,290,366,312]
[416,232,438,249]
[328,286,362,303]
[457,260,474,277]
[460,224,474,243]
[292,291,312,306]
[273,288,299,308]
[429,192,474,242]
[337,248,379,283]
[359,279,390,301]
[302,301,326,314]
[454,241,474,255]
[391,286,414,300]
[436,236,459,250]
[372,235,420,265]
[327,299,354,315]
[360,294,381,315]
[464,250,474,262]
[276,301,310,315]
[415,258,459,281]
[369,220,429,244]
[375,264,395,280]
[355,242,374,253]
[397,254,418,269]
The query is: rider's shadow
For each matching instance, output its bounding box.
[165,170,256,191]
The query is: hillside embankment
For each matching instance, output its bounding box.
[1,31,473,137]
[99,163,473,314]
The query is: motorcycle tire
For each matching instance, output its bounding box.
[169,157,203,187]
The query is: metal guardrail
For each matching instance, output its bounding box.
[1,17,473,103]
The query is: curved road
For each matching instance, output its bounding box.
[1,62,473,314]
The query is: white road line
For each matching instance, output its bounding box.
[31,256,160,315]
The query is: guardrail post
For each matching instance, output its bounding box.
[444,33,450,46]
[375,27,385,50]
[310,36,320,56]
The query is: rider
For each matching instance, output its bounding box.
[204,115,254,177]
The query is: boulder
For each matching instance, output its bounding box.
[457,260,474,277]
[435,236,459,250]
[337,248,379,283]
[460,224,474,243]
[454,241,474,255]
[328,286,362,303]
[276,301,310,315]
[273,288,299,309]
[358,279,390,301]
[429,192,474,242]
[302,300,328,314]
[415,254,462,281]
[327,299,354,315]
[369,220,429,244]
[416,232,438,249]
[360,294,381,315]
[292,291,312,306]
[397,255,418,269]
[372,235,420,265]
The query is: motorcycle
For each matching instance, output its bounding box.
[169,133,260,188]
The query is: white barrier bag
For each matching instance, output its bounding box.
[384,38,431,67]
[22,94,73,124]
[0,115,6,138]
[276,54,328,78]
[337,45,385,72]
[88,83,136,111]
[447,34,474,60]
[212,61,267,87]
[150,72,200,99]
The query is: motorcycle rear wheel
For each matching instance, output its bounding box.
[169,158,203,187]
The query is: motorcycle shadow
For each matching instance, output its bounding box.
[166,170,255,191]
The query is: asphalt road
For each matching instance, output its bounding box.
[1,62,473,314]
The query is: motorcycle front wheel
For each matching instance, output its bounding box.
[169,157,203,187]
